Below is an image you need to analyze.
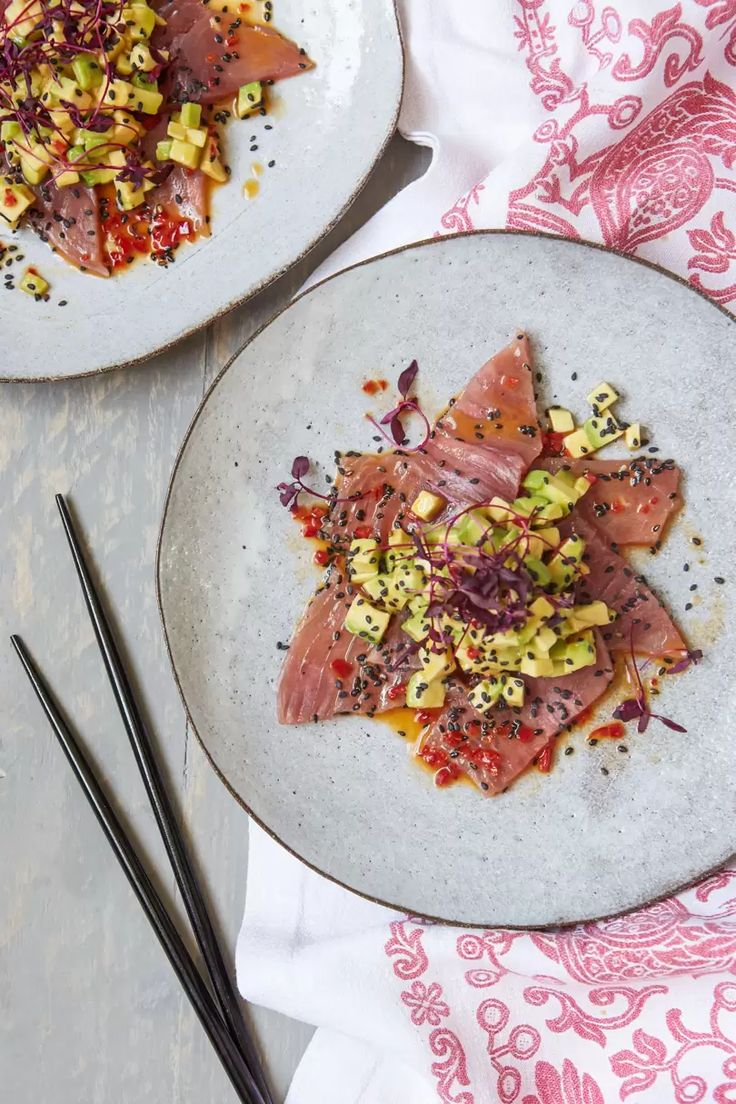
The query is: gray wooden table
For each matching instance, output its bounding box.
[0,136,429,1103]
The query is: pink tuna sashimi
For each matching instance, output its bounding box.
[277,573,420,725]
[149,165,209,234]
[418,633,614,795]
[568,512,686,658]
[26,179,108,276]
[323,333,542,548]
[540,457,680,547]
[155,6,313,106]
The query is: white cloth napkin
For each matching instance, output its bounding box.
[237,3,736,1100]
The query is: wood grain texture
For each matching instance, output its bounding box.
[0,136,429,1103]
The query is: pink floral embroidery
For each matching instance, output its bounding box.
[687,210,736,303]
[523,984,667,1046]
[611,984,736,1100]
[522,1058,606,1104]
[477,998,541,1103]
[429,1028,475,1104]
[568,1,623,72]
[385,919,429,980]
[438,183,486,234]
[611,4,704,86]
[695,0,736,65]
[695,866,736,903]
[401,980,450,1027]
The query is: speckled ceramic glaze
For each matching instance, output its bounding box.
[1,0,402,381]
[158,231,735,927]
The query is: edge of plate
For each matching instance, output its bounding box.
[0,0,406,384]
[156,227,736,929]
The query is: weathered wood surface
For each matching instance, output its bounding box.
[0,136,429,1102]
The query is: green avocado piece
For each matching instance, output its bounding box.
[582,414,623,450]
[362,572,410,611]
[524,556,551,587]
[406,672,445,708]
[344,596,390,644]
[522,469,550,494]
[402,610,430,642]
[347,538,380,584]
[468,677,503,715]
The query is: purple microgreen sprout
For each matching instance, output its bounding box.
[366,360,431,450]
[276,455,363,513]
[613,630,688,733]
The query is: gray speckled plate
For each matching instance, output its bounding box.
[158,231,736,928]
[1,0,402,382]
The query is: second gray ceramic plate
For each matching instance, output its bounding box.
[158,232,735,927]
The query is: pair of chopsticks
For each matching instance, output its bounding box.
[12,495,272,1104]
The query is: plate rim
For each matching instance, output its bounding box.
[0,0,405,385]
[156,227,736,929]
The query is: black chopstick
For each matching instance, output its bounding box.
[11,636,266,1104]
[53,494,273,1104]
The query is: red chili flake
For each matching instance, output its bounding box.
[354,525,372,539]
[4,189,17,208]
[501,374,519,389]
[362,378,389,395]
[387,682,406,701]
[466,746,501,771]
[584,472,598,485]
[225,34,237,45]
[610,501,625,514]
[637,503,650,515]
[330,658,353,678]
[537,742,554,773]
[206,52,216,61]
[466,646,481,660]
[311,505,329,520]
[420,745,448,767]
[416,709,438,726]
[589,722,625,741]
[302,523,319,538]
[313,549,330,566]
[649,496,659,505]
[517,725,535,743]
[445,731,465,748]
[434,763,460,787]
[542,431,567,457]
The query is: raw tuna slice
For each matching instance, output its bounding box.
[277,570,420,725]
[322,334,542,549]
[540,457,680,546]
[156,5,313,106]
[149,165,208,234]
[418,632,614,795]
[26,180,108,276]
[569,512,686,658]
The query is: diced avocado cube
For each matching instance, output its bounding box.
[520,655,554,677]
[344,596,390,645]
[516,617,541,646]
[1,120,22,143]
[347,538,380,584]
[186,126,207,148]
[55,169,80,187]
[555,632,597,672]
[115,179,146,211]
[116,52,134,76]
[235,80,263,119]
[132,85,163,114]
[535,526,561,554]
[439,613,466,646]
[155,139,173,162]
[407,672,445,709]
[72,57,102,90]
[547,407,575,433]
[384,528,412,572]
[417,647,455,682]
[486,497,515,523]
[411,490,445,521]
[563,428,593,459]
[20,154,49,186]
[558,535,585,563]
[363,573,410,612]
[80,165,117,185]
[513,495,548,518]
[534,502,567,524]
[0,177,34,224]
[452,509,490,546]
[536,472,577,509]
[586,381,619,413]
[495,649,522,671]
[180,102,202,128]
[583,415,623,451]
[122,3,156,39]
[455,639,489,674]
[625,423,642,450]
[200,153,228,183]
[522,469,550,494]
[530,595,555,620]
[468,677,503,715]
[167,120,188,141]
[573,475,594,498]
[547,557,574,593]
[572,601,614,627]
[530,625,558,654]
[524,556,551,587]
[103,79,135,107]
[131,42,157,72]
[402,610,430,643]
[169,137,200,168]
[132,71,156,89]
[394,560,426,596]
[19,268,48,297]
[501,675,525,707]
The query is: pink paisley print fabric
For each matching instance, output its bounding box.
[237,4,736,1102]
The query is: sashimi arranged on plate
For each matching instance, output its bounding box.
[277,334,699,796]
[0,0,312,288]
